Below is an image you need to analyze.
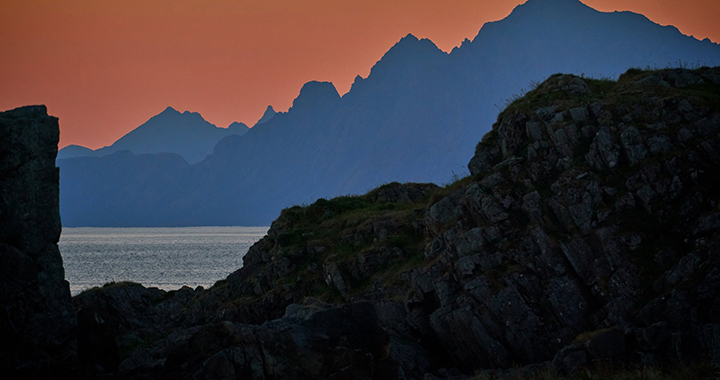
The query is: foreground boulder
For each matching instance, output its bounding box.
[76,68,720,379]
[0,106,77,378]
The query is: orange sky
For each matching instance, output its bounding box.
[1,0,719,149]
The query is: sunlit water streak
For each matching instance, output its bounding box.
[59,226,268,295]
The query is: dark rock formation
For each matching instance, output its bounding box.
[73,67,720,379]
[0,105,77,378]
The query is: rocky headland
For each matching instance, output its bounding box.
[69,67,720,379]
[2,67,720,379]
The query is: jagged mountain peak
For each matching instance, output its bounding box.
[141,107,213,131]
[382,33,444,59]
[58,0,720,231]
[75,106,249,164]
[353,33,447,93]
[161,106,180,114]
[395,33,420,46]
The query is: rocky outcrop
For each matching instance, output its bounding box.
[0,105,77,378]
[417,67,720,374]
[76,68,720,379]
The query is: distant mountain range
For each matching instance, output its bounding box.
[58,0,720,227]
[57,106,252,164]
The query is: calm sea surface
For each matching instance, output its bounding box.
[59,227,268,295]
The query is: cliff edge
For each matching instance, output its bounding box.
[0,106,77,378]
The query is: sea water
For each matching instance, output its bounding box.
[59,226,268,295]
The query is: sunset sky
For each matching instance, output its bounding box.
[1,0,719,149]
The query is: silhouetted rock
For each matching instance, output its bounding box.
[73,68,720,378]
[0,105,77,378]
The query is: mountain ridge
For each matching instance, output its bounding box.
[58,0,720,227]
[58,106,249,164]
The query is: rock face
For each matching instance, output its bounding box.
[0,105,77,377]
[75,68,720,379]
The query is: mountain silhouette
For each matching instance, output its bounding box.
[254,105,277,126]
[56,144,94,159]
[57,106,248,164]
[58,0,720,226]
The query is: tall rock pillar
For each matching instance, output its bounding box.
[0,105,77,378]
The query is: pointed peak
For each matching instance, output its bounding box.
[390,33,438,52]
[255,105,277,126]
[399,33,419,43]
[383,33,443,59]
[145,107,212,128]
[364,34,445,81]
[262,105,276,118]
[348,75,366,94]
[352,75,365,86]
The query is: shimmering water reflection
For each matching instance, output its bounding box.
[59,226,268,295]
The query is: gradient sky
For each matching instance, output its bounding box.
[1,0,719,149]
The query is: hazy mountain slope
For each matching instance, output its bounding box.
[454,0,720,102]
[58,0,720,226]
[56,144,95,160]
[59,151,192,226]
[58,107,249,164]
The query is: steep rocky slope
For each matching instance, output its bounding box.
[0,106,77,378]
[74,67,720,379]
